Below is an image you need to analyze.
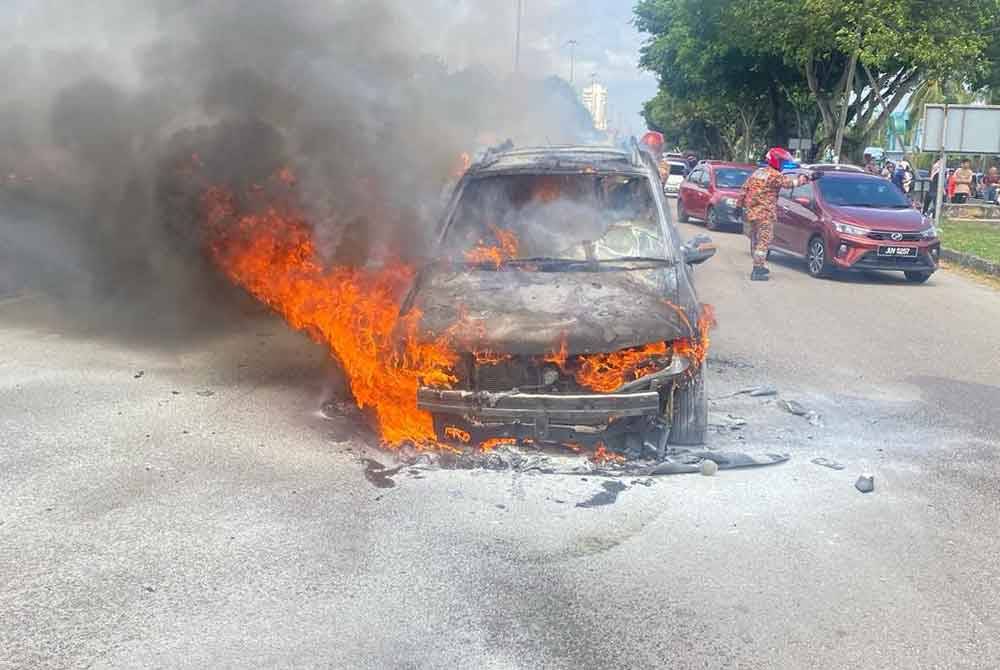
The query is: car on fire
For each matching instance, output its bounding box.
[399,142,717,451]
[677,161,756,231]
[773,168,940,282]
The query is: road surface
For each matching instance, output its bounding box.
[2,212,999,669]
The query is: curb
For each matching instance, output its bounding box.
[941,248,1000,277]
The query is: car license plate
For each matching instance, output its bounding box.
[878,246,917,257]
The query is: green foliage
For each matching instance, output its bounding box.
[636,0,1000,160]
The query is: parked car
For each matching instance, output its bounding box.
[773,169,940,283]
[661,159,689,198]
[677,161,755,231]
[405,143,716,449]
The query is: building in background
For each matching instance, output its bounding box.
[581,80,609,131]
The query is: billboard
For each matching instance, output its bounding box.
[921,104,1000,154]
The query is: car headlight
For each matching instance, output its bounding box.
[919,226,938,239]
[833,221,870,236]
[722,197,738,207]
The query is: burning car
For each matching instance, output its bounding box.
[402,143,717,451]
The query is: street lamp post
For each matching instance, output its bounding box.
[514,0,524,74]
[566,39,578,84]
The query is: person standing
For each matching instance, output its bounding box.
[983,166,999,203]
[740,147,813,281]
[863,153,878,174]
[923,159,942,215]
[953,160,974,203]
[881,161,895,179]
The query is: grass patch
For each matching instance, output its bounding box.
[940,220,1000,263]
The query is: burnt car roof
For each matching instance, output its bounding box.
[469,145,647,177]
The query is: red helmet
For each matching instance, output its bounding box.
[766,147,793,170]
[641,131,665,152]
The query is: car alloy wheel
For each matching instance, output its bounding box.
[807,236,830,278]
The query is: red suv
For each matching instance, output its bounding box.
[773,169,940,283]
[677,161,755,231]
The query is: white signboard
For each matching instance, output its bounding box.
[922,104,1000,154]
[789,138,812,150]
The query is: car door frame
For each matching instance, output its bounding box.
[679,168,701,217]
[784,180,820,254]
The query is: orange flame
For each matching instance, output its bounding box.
[465,225,519,268]
[480,437,517,452]
[573,342,670,393]
[473,350,512,366]
[444,426,471,444]
[591,444,625,464]
[200,179,458,448]
[544,334,569,369]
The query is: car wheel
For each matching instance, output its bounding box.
[705,207,720,231]
[668,364,707,446]
[677,199,690,223]
[904,271,932,284]
[806,235,833,278]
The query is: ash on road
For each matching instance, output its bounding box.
[2,215,999,669]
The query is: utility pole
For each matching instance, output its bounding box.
[514,0,524,74]
[566,39,578,85]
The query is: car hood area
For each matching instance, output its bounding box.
[406,266,695,355]
[827,205,926,231]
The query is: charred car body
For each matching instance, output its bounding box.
[401,143,716,450]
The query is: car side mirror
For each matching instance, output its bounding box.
[683,234,717,265]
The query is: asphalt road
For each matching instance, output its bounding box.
[3,209,1000,669]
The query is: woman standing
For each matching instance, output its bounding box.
[952,160,974,203]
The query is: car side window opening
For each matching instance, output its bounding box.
[699,171,711,187]
[791,181,814,203]
[687,169,701,184]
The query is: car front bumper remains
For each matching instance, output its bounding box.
[418,356,691,443]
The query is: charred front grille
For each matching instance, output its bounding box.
[474,357,543,392]
[867,231,923,242]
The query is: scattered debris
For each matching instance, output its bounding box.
[715,384,778,400]
[143,584,156,593]
[812,457,846,471]
[779,399,824,427]
[701,459,719,476]
[576,481,628,508]
[171,391,180,395]
[133,371,144,379]
[196,390,215,397]
[362,459,402,489]
[855,474,875,494]
[709,413,748,432]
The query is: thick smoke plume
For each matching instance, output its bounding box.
[0,1,594,337]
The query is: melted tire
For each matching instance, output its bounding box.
[668,364,708,445]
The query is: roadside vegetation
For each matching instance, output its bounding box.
[940,220,1000,264]
[634,0,1000,163]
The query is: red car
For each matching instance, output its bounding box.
[677,161,756,231]
[773,169,940,283]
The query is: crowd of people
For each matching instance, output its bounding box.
[864,152,1000,214]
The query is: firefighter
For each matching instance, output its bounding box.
[740,147,814,281]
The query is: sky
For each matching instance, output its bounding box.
[522,0,659,134]
[425,0,659,135]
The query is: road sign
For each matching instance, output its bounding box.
[921,104,1000,154]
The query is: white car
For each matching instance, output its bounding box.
[662,160,688,197]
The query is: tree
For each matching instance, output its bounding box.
[727,0,996,154]
[636,0,998,161]
[635,0,804,152]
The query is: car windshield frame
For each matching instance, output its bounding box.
[714,168,753,189]
[440,170,678,268]
[816,176,912,209]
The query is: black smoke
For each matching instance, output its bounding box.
[0,1,595,337]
